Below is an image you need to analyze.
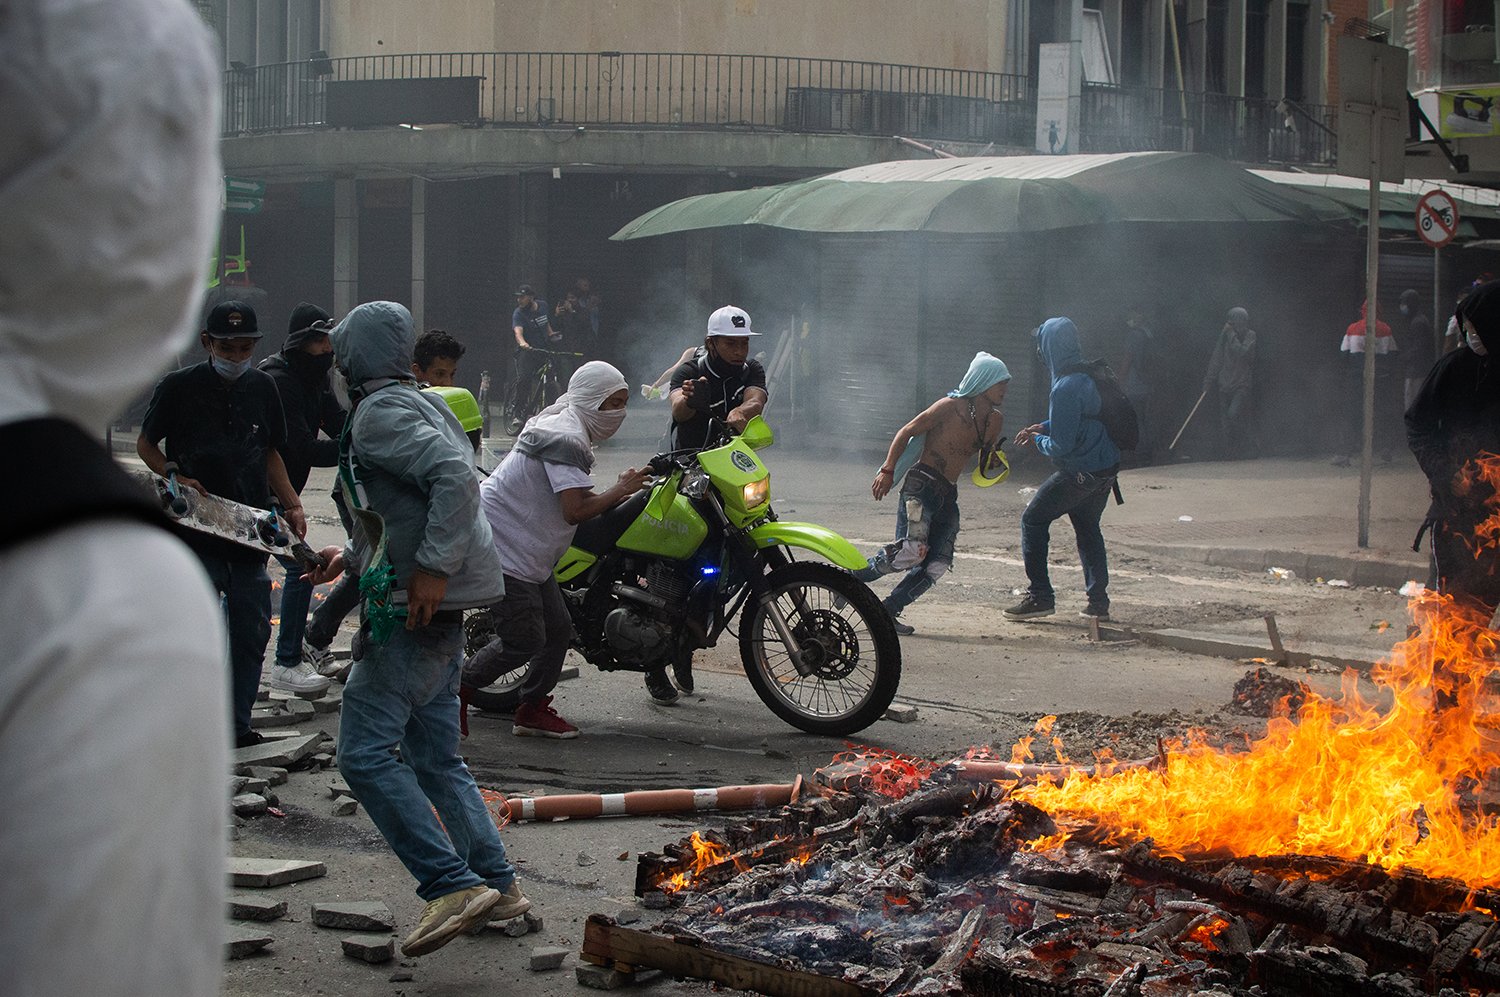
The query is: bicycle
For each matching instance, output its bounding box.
[507,347,583,434]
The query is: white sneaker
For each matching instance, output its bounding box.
[302,642,340,677]
[269,661,332,695]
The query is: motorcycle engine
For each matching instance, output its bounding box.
[603,606,672,660]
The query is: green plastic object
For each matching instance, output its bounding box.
[426,385,483,433]
[739,415,774,450]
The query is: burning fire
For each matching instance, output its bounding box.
[1015,589,1500,888]
[662,832,739,893]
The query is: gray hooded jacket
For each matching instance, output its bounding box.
[330,302,503,609]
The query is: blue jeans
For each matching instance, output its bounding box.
[857,464,960,616]
[1020,467,1116,608]
[197,553,271,740]
[273,557,313,668]
[338,620,517,901]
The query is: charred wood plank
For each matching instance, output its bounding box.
[1428,912,1494,978]
[581,915,875,997]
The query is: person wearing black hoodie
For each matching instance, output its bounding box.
[1406,280,1500,623]
[259,302,344,694]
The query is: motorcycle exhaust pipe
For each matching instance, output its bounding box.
[611,582,672,612]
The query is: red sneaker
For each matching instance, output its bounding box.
[512,696,579,739]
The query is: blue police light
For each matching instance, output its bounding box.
[701,565,719,576]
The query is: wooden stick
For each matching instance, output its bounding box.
[1169,390,1208,451]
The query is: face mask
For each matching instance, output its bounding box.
[331,367,353,409]
[1467,323,1489,357]
[211,354,253,380]
[576,405,627,443]
[705,340,745,376]
[290,351,335,380]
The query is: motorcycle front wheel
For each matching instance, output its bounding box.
[739,561,901,736]
[461,609,529,713]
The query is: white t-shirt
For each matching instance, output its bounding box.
[480,450,594,583]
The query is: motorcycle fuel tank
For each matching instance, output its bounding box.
[617,477,709,560]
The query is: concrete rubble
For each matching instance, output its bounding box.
[224,924,274,960]
[528,946,570,971]
[340,935,395,964]
[312,901,395,931]
[229,895,288,922]
[232,731,328,769]
[332,798,359,816]
[228,857,327,888]
[231,793,268,817]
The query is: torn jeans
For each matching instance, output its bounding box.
[858,463,960,615]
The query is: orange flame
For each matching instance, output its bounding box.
[661,832,738,894]
[1017,588,1500,888]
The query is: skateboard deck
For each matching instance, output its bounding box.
[132,468,326,572]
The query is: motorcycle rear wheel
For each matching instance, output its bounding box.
[739,561,901,736]
[462,609,528,713]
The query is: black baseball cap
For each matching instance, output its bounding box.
[205,300,261,339]
[515,283,535,297]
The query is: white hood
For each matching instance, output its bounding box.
[0,0,223,430]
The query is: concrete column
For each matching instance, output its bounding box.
[1266,0,1289,99]
[1101,0,1124,81]
[1187,0,1209,92]
[1146,0,1168,88]
[1059,0,1085,42]
[1307,0,1329,104]
[333,177,358,317]
[507,173,549,293]
[1226,0,1248,96]
[410,177,426,332]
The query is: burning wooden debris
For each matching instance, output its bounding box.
[598,594,1500,996]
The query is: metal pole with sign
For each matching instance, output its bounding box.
[1417,189,1460,367]
[1337,36,1408,549]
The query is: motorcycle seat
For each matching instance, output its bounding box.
[572,489,649,554]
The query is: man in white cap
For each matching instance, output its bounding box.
[667,305,769,451]
[0,1,228,992]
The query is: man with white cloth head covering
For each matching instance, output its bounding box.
[856,352,1012,635]
[462,362,652,737]
[0,1,228,993]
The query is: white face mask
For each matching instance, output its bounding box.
[1466,319,1489,357]
[576,405,627,443]
[210,355,253,380]
[331,366,353,409]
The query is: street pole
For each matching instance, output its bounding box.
[1434,246,1443,357]
[1357,58,1381,550]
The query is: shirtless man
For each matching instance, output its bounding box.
[857,352,1012,634]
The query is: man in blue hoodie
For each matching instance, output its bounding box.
[306,301,529,957]
[1005,317,1121,622]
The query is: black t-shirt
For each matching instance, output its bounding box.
[142,362,287,560]
[668,354,767,449]
[512,301,552,349]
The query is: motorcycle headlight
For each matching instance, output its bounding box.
[679,468,711,499]
[741,475,770,509]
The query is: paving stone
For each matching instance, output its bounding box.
[529,946,570,971]
[249,707,301,729]
[576,963,637,989]
[501,917,531,937]
[333,798,359,817]
[286,698,317,718]
[310,753,334,768]
[312,901,394,931]
[232,793,268,817]
[557,664,581,682]
[341,935,394,964]
[229,895,288,922]
[328,781,355,799]
[882,702,920,723]
[523,911,543,933]
[241,777,269,796]
[230,776,250,795]
[311,689,343,713]
[228,857,327,888]
[224,924,273,960]
[245,766,288,787]
[232,731,326,769]
[256,728,307,741]
[614,908,641,925]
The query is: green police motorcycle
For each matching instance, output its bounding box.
[465,416,901,736]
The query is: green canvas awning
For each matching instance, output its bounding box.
[612,152,1346,240]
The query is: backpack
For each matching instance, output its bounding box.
[1063,360,1139,452]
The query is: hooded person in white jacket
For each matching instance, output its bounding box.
[0,2,228,994]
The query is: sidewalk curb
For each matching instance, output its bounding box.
[1121,542,1424,591]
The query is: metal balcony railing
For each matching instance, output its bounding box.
[1080,83,1338,166]
[221,52,1334,167]
[221,51,1035,146]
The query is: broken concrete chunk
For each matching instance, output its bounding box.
[333,798,359,817]
[312,901,395,932]
[613,908,641,925]
[639,891,672,909]
[232,731,326,769]
[328,781,355,799]
[241,778,269,796]
[529,946,569,971]
[501,917,531,938]
[576,851,597,867]
[230,776,250,795]
[228,857,327,888]
[341,935,394,964]
[245,766,288,786]
[557,664,581,682]
[882,703,920,723]
[232,793,268,817]
[287,698,317,717]
[229,895,288,922]
[310,753,334,769]
[224,924,273,960]
[250,707,301,729]
[522,911,543,933]
[311,690,343,714]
